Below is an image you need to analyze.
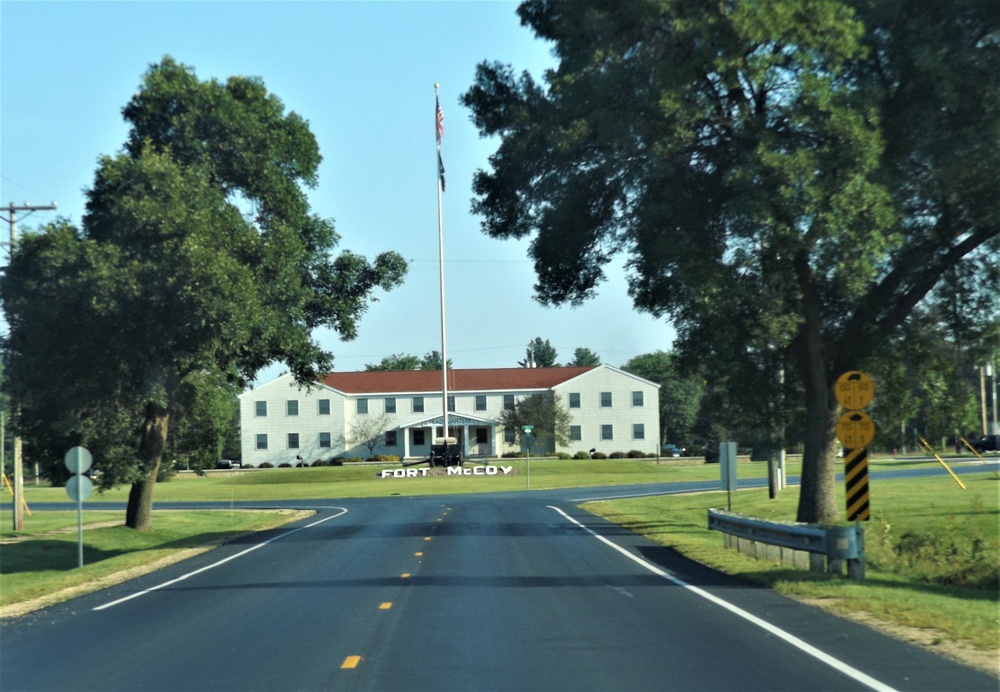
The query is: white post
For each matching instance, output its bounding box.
[435,85,449,447]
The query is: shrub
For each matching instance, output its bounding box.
[278,462,292,468]
[608,451,626,459]
[573,451,591,460]
[345,457,365,464]
[502,451,526,458]
[258,462,274,469]
[590,451,607,459]
[627,449,646,458]
[556,452,572,460]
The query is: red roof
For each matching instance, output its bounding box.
[320,366,597,395]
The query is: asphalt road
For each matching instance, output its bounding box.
[2,472,996,691]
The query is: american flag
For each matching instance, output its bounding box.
[436,95,444,144]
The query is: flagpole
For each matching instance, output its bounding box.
[435,84,449,448]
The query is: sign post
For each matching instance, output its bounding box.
[719,441,737,510]
[522,426,533,490]
[64,446,93,568]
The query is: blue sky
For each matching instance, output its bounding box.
[1,1,676,382]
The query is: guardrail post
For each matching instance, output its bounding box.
[847,524,865,580]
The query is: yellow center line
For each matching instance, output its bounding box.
[414,551,423,557]
[341,656,361,669]
[379,602,392,610]
[424,536,432,541]
[401,573,411,579]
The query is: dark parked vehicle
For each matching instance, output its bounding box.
[972,434,1000,453]
[661,444,686,457]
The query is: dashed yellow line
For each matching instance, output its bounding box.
[414,551,423,557]
[401,573,411,579]
[379,602,392,610]
[341,656,361,669]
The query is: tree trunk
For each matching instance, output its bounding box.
[793,255,841,524]
[797,370,841,524]
[125,406,170,530]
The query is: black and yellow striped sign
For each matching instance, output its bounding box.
[844,447,870,521]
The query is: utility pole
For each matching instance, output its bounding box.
[2,201,57,531]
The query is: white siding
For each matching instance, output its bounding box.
[553,366,660,456]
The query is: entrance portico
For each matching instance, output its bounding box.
[402,412,497,459]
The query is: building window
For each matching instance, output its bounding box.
[413,429,425,446]
[632,391,644,407]
[503,394,515,411]
[318,399,330,415]
[601,424,613,441]
[255,434,268,450]
[287,400,299,416]
[633,423,645,440]
[475,395,487,411]
[476,427,488,444]
[600,392,612,408]
[447,395,456,412]
[385,397,396,414]
[385,431,398,447]
[504,427,516,444]
[413,396,424,413]
[570,425,582,441]
[357,398,368,415]
[569,392,580,409]
[287,433,300,449]
[319,432,331,448]
[255,401,267,417]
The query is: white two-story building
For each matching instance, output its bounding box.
[238,365,660,466]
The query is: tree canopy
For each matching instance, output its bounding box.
[569,347,601,367]
[498,392,572,453]
[463,1,1000,521]
[621,351,702,447]
[0,57,407,528]
[518,337,558,367]
[365,351,453,371]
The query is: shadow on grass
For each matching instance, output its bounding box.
[0,530,250,575]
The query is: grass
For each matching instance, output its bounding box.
[0,510,308,608]
[9,458,736,504]
[583,473,1000,654]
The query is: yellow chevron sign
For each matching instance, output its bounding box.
[844,447,871,521]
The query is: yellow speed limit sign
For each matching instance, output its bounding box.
[835,371,874,410]
[837,411,876,449]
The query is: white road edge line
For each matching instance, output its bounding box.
[93,507,349,611]
[548,505,898,692]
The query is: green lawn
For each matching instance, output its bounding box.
[0,510,309,609]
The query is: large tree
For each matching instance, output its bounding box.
[463,1,1000,522]
[0,58,407,528]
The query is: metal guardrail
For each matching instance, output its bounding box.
[708,508,865,579]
